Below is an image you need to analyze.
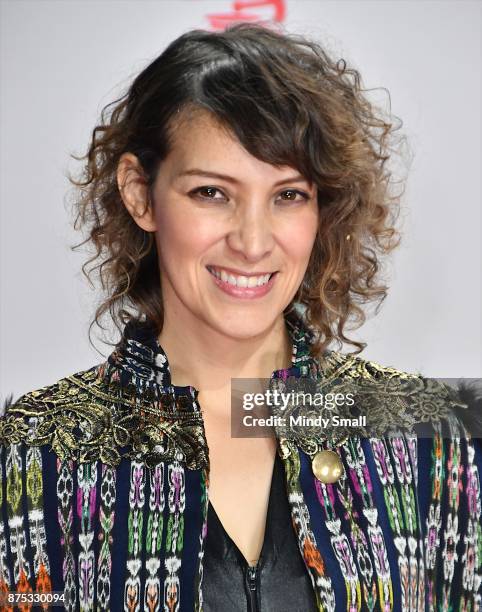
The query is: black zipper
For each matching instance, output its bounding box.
[246,562,259,611]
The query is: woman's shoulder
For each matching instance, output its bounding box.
[1,361,112,419]
[0,362,129,465]
[3,362,103,407]
[0,359,207,470]
[319,349,482,438]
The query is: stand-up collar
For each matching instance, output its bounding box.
[103,308,319,396]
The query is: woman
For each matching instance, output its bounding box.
[1,22,481,612]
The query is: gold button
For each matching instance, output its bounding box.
[312,450,344,484]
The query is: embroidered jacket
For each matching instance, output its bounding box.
[0,310,481,611]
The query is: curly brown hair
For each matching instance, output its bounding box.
[69,22,408,358]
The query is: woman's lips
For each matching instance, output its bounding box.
[207,267,278,299]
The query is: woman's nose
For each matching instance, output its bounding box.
[226,204,275,262]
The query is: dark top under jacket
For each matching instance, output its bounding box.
[202,451,318,612]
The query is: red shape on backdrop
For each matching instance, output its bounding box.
[206,0,286,31]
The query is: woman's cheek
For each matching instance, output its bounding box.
[283,215,318,261]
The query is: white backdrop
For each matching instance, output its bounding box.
[1,0,480,402]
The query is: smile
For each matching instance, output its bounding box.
[206,265,278,299]
[207,265,274,287]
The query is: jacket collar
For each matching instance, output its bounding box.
[103,307,322,397]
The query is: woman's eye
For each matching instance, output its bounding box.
[277,189,310,203]
[190,186,227,201]
[189,186,310,204]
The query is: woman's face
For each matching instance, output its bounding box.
[146,111,318,338]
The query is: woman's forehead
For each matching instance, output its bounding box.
[169,108,235,149]
[165,111,306,185]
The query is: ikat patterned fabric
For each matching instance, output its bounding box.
[0,309,481,611]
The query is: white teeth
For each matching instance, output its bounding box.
[209,267,272,288]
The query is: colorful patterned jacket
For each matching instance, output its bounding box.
[0,310,481,611]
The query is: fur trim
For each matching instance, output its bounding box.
[454,379,482,438]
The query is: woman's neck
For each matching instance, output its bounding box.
[157,312,293,392]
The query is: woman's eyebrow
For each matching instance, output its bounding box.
[177,168,310,187]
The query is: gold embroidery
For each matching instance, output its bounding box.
[275,354,468,459]
[1,352,467,469]
[0,366,208,469]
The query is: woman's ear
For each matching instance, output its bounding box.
[117,152,157,232]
